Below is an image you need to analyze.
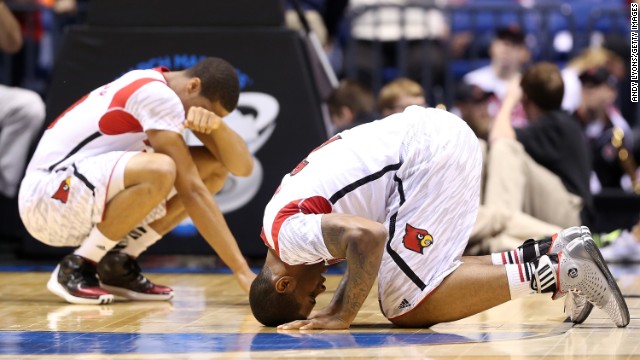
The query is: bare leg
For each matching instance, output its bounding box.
[390,262,510,327]
[140,147,255,292]
[460,255,492,264]
[97,153,176,240]
[146,147,228,235]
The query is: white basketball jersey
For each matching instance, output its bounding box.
[262,106,475,264]
[26,67,185,173]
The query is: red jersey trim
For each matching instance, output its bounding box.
[98,78,161,135]
[262,196,333,256]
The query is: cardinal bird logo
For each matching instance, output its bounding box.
[402,224,433,254]
[52,177,71,204]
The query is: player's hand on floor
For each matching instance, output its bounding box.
[277,315,350,330]
[235,270,256,294]
[184,106,222,134]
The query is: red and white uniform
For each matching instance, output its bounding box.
[19,67,184,246]
[262,106,483,319]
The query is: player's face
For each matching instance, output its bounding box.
[292,262,328,317]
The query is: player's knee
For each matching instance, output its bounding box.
[146,154,177,191]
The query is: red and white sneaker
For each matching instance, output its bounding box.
[47,254,114,305]
[97,252,174,301]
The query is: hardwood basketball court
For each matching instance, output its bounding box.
[0,254,638,359]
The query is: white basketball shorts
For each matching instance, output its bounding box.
[19,151,168,246]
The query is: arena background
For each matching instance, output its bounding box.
[0,0,637,260]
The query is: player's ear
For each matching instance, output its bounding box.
[275,276,296,294]
[187,77,202,95]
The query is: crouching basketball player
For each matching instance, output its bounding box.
[19,57,256,304]
[249,106,629,329]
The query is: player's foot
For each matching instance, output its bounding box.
[47,254,114,305]
[550,226,594,324]
[97,252,173,301]
[547,226,591,255]
[555,235,629,327]
[520,226,594,324]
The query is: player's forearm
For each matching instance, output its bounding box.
[194,123,253,177]
[181,186,252,274]
[332,239,383,324]
[326,268,350,311]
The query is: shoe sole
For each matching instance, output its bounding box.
[568,294,594,325]
[100,283,174,301]
[47,265,114,305]
[582,237,630,327]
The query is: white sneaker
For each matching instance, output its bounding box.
[548,226,591,255]
[547,226,593,324]
[600,230,640,263]
[557,235,630,328]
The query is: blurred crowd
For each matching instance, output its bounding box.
[2,0,640,262]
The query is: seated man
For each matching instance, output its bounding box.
[19,57,256,304]
[249,105,629,329]
[486,62,594,233]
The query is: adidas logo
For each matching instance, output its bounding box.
[128,226,147,240]
[398,298,412,310]
[531,263,557,293]
[568,268,578,278]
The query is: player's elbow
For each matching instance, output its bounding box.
[346,222,388,251]
[229,156,254,177]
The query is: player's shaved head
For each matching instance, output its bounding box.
[249,265,305,327]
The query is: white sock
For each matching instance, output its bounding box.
[505,263,536,300]
[74,227,119,263]
[121,224,162,258]
[492,249,523,265]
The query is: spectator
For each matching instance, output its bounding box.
[0,0,46,199]
[377,77,426,117]
[573,66,638,193]
[486,62,593,231]
[464,25,530,128]
[451,82,492,140]
[327,78,378,134]
[561,47,625,113]
[443,80,563,254]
